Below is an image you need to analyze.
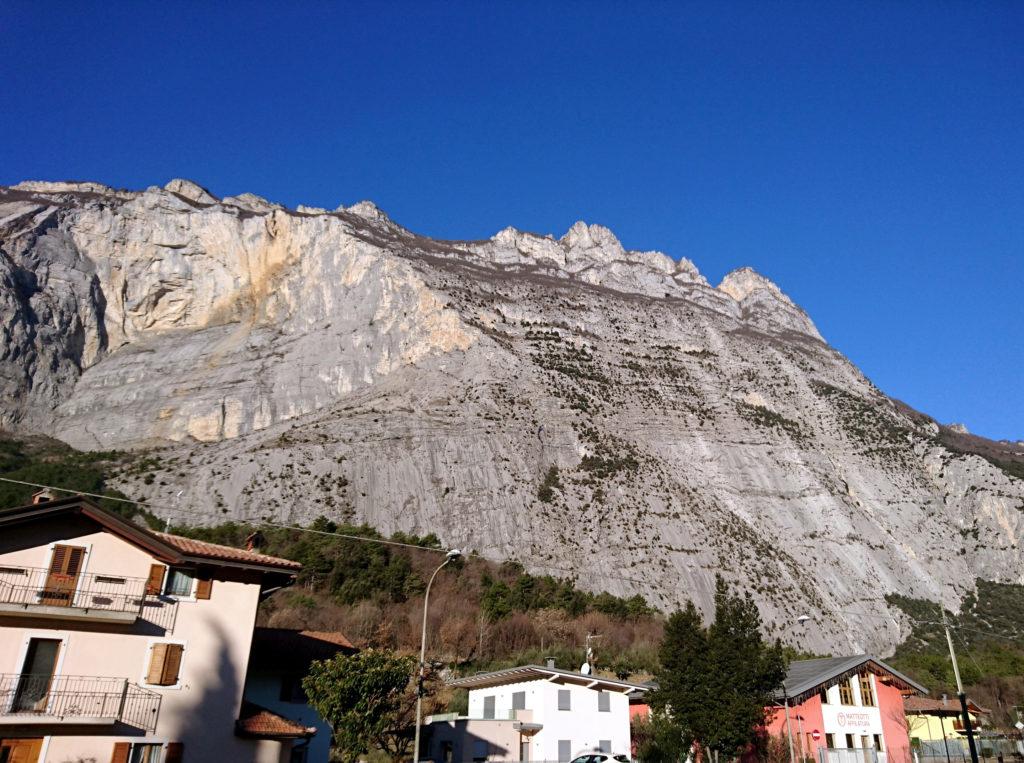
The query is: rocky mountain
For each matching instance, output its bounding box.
[2,178,1022,654]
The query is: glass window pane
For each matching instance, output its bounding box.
[165,569,194,596]
[558,689,571,710]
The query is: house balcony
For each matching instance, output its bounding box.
[0,566,150,623]
[0,673,160,731]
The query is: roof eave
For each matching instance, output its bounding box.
[780,656,928,703]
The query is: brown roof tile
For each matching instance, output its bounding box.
[155,532,302,570]
[905,696,989,715]
[250,628,357,669]
[236,701,316,739]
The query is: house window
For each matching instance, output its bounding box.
[599,740,611,753]
[164,568,195,597]
[130,744,164,763]
[598,690,610,712]
[826,734,835,749]
[483,695,496,719]
[112,743,166,763]
[512,691,526,711]
[146,642,185,686]
[845,734,854,749]
[873,735,884,752]
[819,687,829,704]
[859,674,875,706]
[839,680,855,705]
[558,689,571,711]
[558,740,572,762]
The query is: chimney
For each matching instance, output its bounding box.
[545,657,556,669]
[941,694,947,706]
[32,489,57,505]
[245,531,265,552]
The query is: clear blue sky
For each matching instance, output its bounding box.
[3,2,1022,439]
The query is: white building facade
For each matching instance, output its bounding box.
[0,494,308,763]
[428,665,644,762]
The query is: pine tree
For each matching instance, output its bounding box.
[650,576,787,760]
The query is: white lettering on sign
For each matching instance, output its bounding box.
[837,712,873,728]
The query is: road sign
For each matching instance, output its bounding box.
[812,730,822,742]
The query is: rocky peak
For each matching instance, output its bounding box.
[559,221,626,261]
[163,179,218,205]
[718,267,793,306]
[11,180,125,198]
[341,200,392,224]
[718,267,822,340]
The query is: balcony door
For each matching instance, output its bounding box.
[0,738,44,763]
[41,545,86,606]
[13,638,61,712]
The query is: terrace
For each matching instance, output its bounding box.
[0,673,160,731]
[0,566,151,623]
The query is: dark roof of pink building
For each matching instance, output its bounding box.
[781,654,928,703]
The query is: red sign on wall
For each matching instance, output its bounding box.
[811,730,822,742]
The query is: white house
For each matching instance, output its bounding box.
[0,493,311,763]
[427,664,646,762]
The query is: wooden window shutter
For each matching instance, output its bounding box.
[147,643,169,684]
[66,546,85,576]
[161,643,184,685]
[48,545,67,573]
[165,742,184,763]
[145,564,166,595]
[195,573,213,600]
[110,742,130,763]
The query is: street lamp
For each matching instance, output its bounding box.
[413,548,461,763]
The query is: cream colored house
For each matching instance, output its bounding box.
[0,493,309,763]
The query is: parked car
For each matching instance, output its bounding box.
[571,752,631,763]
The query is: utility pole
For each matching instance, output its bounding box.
[943,619,979,763]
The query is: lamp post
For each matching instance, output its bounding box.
[413,548,461,763]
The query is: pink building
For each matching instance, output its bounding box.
[765,655,926,763]
[630,655,926,763]
[0,493,312,763]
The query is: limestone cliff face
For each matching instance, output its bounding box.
[2,179,1021,654]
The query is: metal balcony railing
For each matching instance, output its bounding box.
[0,566,150,618]
[0,673,160,731]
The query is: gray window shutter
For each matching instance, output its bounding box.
[599,740,611,753]
[512,691,526,710]
[598,690,610,712]
[558,740,572,762]
[483,695,495,719]
[558,689,571,710]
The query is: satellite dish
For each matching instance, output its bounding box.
[580,662,591,675]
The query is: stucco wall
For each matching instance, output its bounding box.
[765,674,914,763]
[465,678,632,760]
[246,670,331,763]
[0,517,285,763]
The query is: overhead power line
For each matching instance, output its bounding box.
[3,475,1022,637]
[0,476,654,588]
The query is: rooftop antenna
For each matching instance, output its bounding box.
[581,632,603,675]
